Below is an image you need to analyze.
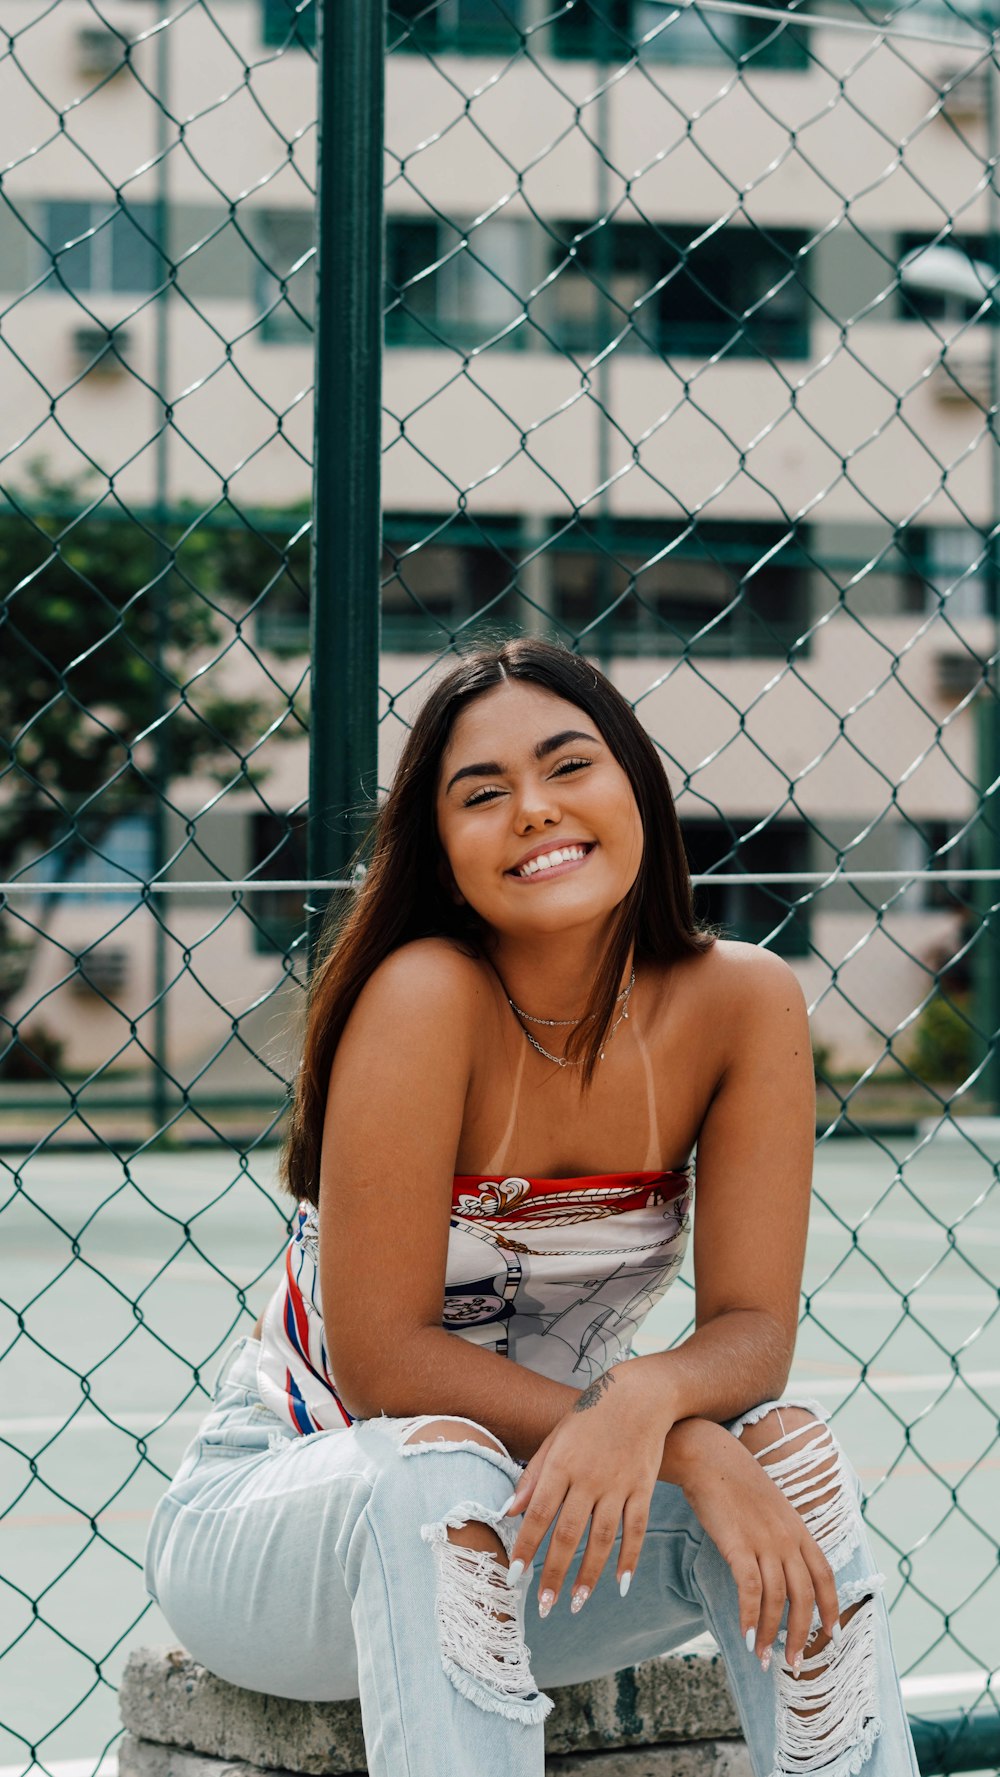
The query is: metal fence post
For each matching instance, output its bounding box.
[150,5,173,1135]
[972,18,1000,1111]
[308,0,385,960]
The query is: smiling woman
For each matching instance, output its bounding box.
[143,638,920,1777]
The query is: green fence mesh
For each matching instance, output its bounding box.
[2,0,1000,1772]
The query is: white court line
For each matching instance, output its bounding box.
[804,1291,997,1309]
[794,1369,1000,1399]
[4,1369,1000,1436]
[902,1671,1000,1701]
[3,1676,998,1777]
[810,1215,1000,1246]
[0,1410,206,1435]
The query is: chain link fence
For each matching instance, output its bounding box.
[2,0,1000,1771]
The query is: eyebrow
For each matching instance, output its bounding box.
[445,730,601,797]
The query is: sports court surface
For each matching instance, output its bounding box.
[1,1129,998,1775]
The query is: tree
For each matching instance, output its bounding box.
[0,457,309,1055]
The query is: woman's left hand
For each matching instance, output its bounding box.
[502,1362,672,1615]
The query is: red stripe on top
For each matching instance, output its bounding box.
[285,1245,314,1355]
[452,1168,690,1206]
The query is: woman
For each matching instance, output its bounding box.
[143,638,919,1777]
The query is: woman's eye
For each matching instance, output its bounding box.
[463,758,592,808]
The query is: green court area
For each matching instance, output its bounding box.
[1,1132,998,1774]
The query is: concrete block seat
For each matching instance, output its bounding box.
[118,1637,751,1776]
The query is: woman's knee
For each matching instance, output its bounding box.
[731,1399,860,1571]
[365,1412,522,1548]
[403,1419,511,1562]
[731,1401,886,1770]
[402,1417,508,1456]
[369,1415,551,1723]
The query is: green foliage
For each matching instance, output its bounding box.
[907,991,974,1085]
[0,457,308,878]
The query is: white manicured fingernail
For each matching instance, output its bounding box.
[570,1585,590,1614]
[497,1493,518,1516]
[619,1569,632,1598]
[745,1627,756,1653]
[831,1619,843,1645]
[507,1558,524,1584]
[538,1588,555,1618]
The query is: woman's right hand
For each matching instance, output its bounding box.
[674,1419,841,1672]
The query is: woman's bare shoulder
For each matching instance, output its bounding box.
[356,935,489,1025]
[699,935,802,985]
[326,945,486,1123]
[670,937,806,1024]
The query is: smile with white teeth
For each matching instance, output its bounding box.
[511,844,593,879]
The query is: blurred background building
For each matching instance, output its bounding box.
[1,0,996,1099]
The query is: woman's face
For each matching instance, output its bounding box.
[435,681,644,940]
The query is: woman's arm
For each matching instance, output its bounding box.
[318,937,572,1456]
[492,947,820,1627]
[626,945,816,1427]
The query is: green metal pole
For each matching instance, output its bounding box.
[972,20,1000,1111]
[308,0,385,963]
[150,6,172,1137]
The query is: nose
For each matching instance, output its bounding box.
[511,777,562,832]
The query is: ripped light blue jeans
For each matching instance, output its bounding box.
[143,1336,919,1777]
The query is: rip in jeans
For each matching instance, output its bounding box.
[393,1415,554,1726]
[735,1399,884,1777]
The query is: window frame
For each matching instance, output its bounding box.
[39,199,160,297]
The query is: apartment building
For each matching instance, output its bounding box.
[1,0,994,1084]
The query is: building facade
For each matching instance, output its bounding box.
[1,0,993,1088]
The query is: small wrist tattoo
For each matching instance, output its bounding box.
[573,1370,615,1413]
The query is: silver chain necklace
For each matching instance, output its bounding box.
[507,973,632,1030]
[506,969,636,1068]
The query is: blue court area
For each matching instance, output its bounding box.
[1,1131,998,1773]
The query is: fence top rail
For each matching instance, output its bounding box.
[1,869,999,893]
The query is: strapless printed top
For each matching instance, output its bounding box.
[255,1167,694,1435]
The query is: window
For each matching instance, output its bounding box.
[261,0,315,51]
[373,512,811,654]
[389,0,524,55]
[249,810,309,955]
[897,819,976,915]
[901,528,990,619]
[545,219,811,361]
[385,217,529,353]
[252,210,315,344]
[385,0,809,66]
[382,513,524,648]
[23,814,154,905]
[682,817,812,956]
[549,518,811,658]
[40,201,160,295]
[385,215,811,361]
[553,0,809,66]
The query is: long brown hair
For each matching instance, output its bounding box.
[280,637,717,1205]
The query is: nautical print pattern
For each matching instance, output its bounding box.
[255,1170,693,1435]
